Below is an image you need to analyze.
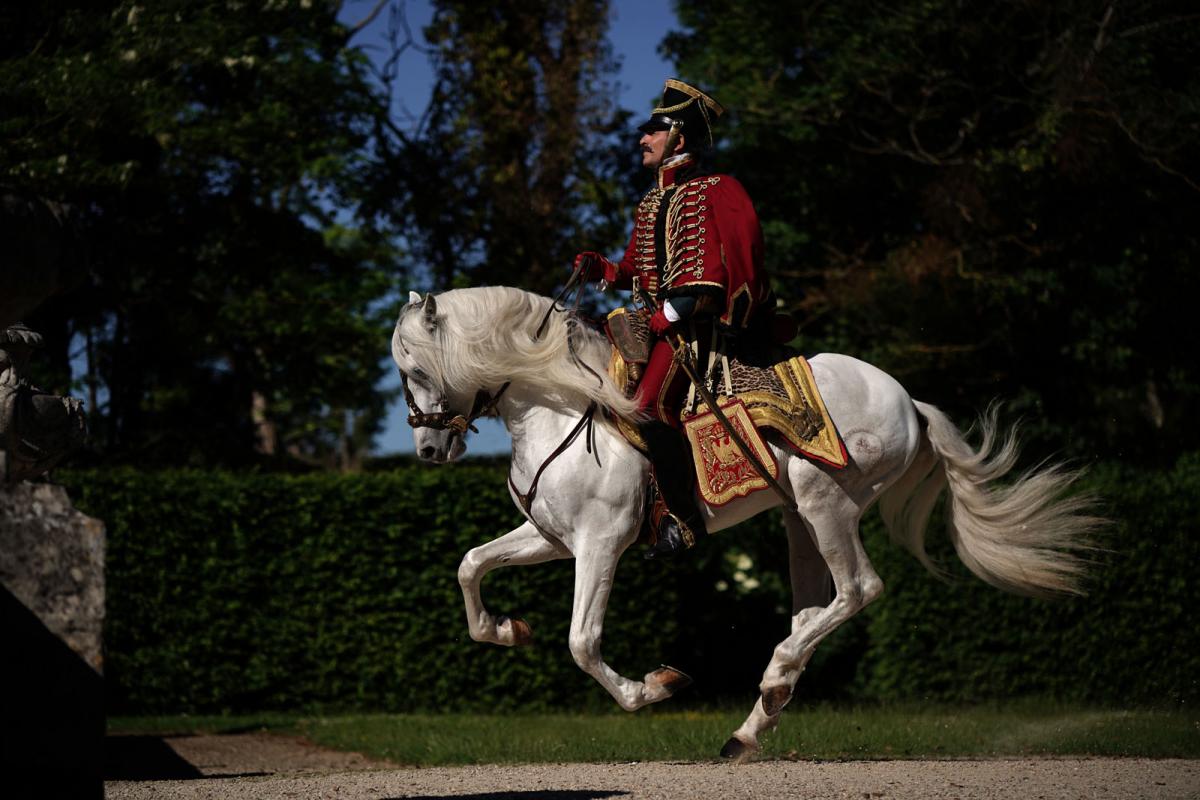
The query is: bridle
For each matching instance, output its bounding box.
[401,371,510,435]
[400,260,596,436]
[401,263,604,519]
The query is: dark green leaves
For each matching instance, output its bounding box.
[664,0,1200,464]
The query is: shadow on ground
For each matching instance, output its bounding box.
[105,736,203,780]
[384,794,628,800]
[105,735,270,781]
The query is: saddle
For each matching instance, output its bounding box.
[605,307,847,508]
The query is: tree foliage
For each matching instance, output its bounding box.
[6,1,1193,468]
[663,0,1200,463]
[366,0,637,293]
[3,1,641,467]
[2,1,399,468]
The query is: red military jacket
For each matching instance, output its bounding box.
[603,154,769,330]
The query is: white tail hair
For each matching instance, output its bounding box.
[392,286,639,420]
[879,401,1103,597]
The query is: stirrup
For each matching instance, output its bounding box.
[644,513,698,560]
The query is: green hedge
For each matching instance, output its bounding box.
[61,466,679,714]
[855,455,1200,705]
[59,454,1198,714]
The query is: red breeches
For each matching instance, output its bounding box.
[636,337,690,426]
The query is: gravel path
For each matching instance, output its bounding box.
[104,734,1200,800]
[108,731,396,778]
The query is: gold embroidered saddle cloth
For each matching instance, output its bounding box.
[605,308,848,506]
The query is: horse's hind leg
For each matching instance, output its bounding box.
[723,500,883,760]
[718,509,833,760]
[458,521,569,647]
[784,507,833,614]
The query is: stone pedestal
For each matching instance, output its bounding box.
[0,482,105,798]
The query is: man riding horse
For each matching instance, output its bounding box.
[575,79,773,559]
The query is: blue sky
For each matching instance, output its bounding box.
[342,0,676,123]
[341,0,680,456]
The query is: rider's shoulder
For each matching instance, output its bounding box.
[681,171,746,194]
[679,173,752,210]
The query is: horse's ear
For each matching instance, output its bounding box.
[422,293,438,332]
[408,291,422,305]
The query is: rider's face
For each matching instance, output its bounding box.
[640,130,680,169]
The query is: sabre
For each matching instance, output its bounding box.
[669,332,797,510]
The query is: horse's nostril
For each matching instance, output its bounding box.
[419,446,436,460]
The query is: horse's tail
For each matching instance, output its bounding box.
[878,401,1102,597]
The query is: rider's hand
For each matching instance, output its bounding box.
[649,309,674,336]
[574,251,616,283]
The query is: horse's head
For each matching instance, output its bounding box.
[391,291,472,463]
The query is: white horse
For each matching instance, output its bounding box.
[391,286,1098,759]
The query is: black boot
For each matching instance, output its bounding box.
[645,507,694,560]
[639,421,708,560]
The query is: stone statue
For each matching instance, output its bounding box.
[0,189,89,480]
[0,323,87,482]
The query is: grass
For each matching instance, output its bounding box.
[107,712,304,737]
[109,705,1200,766]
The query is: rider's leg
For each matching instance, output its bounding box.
[635,338,707,558]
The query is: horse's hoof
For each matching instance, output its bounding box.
[719,735,757,763]
[645,665,693,697]
[761,684,793,717]
[499,616,533,647]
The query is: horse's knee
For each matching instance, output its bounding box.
[457,549,484,588]
[568,631,600,671]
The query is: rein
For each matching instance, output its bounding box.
[508,401,599,518]
[534,258,589,339]
[536,258,608,388]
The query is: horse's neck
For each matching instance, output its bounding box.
[497,386,601,475]
[497,389,540,451]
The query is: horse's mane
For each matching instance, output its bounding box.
[392,286,639,420]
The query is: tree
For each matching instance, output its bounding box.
[366,0,637,294]
[2,0,400,468]
[663,0,1200,464]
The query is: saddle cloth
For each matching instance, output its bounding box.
[606,307,847,505]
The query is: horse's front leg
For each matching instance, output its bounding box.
[459,521,569,647]
[568,545,692,711]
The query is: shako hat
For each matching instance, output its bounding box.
[637,79,725,150]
